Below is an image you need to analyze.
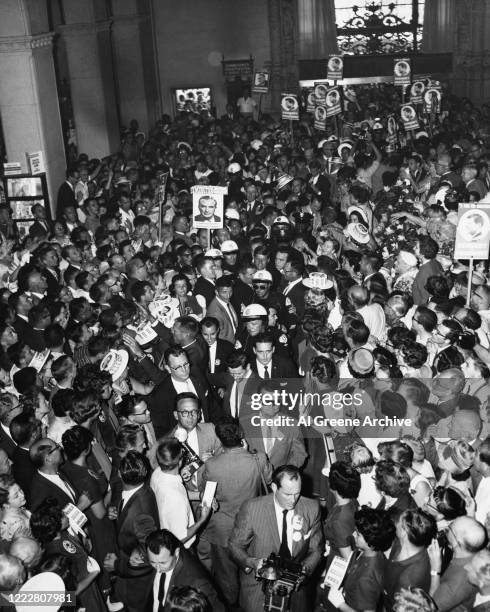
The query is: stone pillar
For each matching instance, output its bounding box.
[59,4,119,158]
[0,32,66,215]
[268,0,299,115]
[111,0,159,136]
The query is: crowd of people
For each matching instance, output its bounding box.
[0,83,490,612]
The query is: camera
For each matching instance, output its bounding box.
[256,553,306,611]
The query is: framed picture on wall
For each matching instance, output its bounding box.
[173,87,212,116]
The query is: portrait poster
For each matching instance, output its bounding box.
[325,88,342,117]
[410,81,425,105]
[314,83,328,106]
[424,88,442,114]
[191,185,227,229]
[252,71,270,94]
[26,151,45,175]
[306,89,316,113]
[281,93,299,121]
[400,104,419,131]
[454,203,490,260]
[314,106,327,131]
[327,55,343,81]
[394,58,411,86]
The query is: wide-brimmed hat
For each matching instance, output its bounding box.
[346,222,370,244]
[100,349,129,381]
[302,272,333,290]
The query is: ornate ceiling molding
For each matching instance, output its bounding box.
[0,32,55,53]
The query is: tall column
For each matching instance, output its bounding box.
[59,1,119,158]
[268,0,299,115]
[111,0,159,135]
[0,32,66,214]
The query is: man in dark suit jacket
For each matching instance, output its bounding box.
[144,529,224,612]
[105,452,160,612]
[29,438,80,511]
[229,465,323,612]
[56,167,79,217]
[307,159,331,199]
[146,347,212,438]
[193,257,217,307]
[171,316,208,374]
[201,317,234,386]
[282,258,307,321]
[10,412,41,505]
[230,262,255,317]
[0,395,20,459]
[250,332,298,379]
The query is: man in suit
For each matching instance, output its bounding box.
[166,393,222,506]
[171,317,208,374]
[230,261,256,317]
[222,350,260,420]
[250,332,298,379]
[360,252,388,292]
[206,275,238,345]
[10,412,41,506]
[145,529,224,611]
[0,394,21,459]
[201,317,234,386]
[242,380,307,470]
[307,159,331,199]
[229,465,323,612]
[56,165,80,217]
[29,438,85,511]
[465,548,490,611]
[193,257,216,307]
[105,451,160,612]
[197,419,272,608]
[412,235,444,305]
[28,203,53,241]
[194,195,221,224]
[282,257,306,320]
[10,292,34,338]
[146,347,212,438]
[241,183,263,228]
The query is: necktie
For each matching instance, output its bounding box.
[279,509,291,559]
[264,366,270,379]
[264,424,272,454]
[227,303,238,329]
[232,381,240,418]
[157,572,166,612]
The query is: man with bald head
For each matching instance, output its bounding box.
[9,536,42,576]
[429,516,487,611]
[0,552,25,593]
[345,285,387,342]
[465,548,490,611]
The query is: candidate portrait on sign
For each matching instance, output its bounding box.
[395,61,410,77]
[282,96,298,112]
[411,81,425,97]
[326,89,340,107]
[401,105,416,122]
[458,210,490,243]
[328,56,343,72]
[194,195,222,224]
[254,72,269,88]
[315,106,326,121]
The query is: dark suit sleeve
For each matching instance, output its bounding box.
[287,427,308,469]
[228,500,257,569]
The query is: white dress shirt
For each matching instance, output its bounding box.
[230,370,252,418]
[255,359,273,379]
[150,470,195,548]
[208,342,217,373]
[152,568,174,612]
[171,376,198,396]
[475,476,490,526]
[121,483,144,510]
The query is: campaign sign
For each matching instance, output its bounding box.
[394,58,411,86]
[326,88,342,117]
[400,104,419,131]
[281,93,299,121]
[454,203,490,260]
[327,55,343,81]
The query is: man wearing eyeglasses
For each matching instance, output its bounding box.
[146,347,213,439]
